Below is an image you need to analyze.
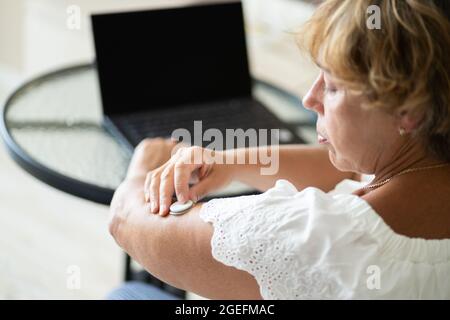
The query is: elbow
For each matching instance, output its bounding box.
[108,211,120,242]
[108,199,126,246]
[108,178,153,255]
[108,183,133,248]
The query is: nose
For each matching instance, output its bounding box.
[302,73,324,115]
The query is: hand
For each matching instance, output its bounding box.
[144,146,235,216]
[126,137,186,179]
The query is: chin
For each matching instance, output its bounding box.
[328,150,352,172]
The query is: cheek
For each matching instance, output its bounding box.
[323,96,367,166]
[324,101,359,150]
[326,123,363,172]
[330,120,361,147]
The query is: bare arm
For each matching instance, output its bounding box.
[226,144,357,192]
[109,140,356,298]
[109,176,262,299]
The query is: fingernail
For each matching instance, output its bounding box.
[144,193,149,203]
[150,202,155,213]
[159,205,166,215]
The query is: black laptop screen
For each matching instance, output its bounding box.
[91,2,252,115]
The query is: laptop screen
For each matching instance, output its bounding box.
[91,1,252,115]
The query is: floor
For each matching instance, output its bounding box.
[0,79,123,299]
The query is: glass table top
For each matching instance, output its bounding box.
[1,63,316,204]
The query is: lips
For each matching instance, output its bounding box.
[317,129,329,144]
[316,124,329,144]
[318,134,329,144]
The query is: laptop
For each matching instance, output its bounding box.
[91,1,304,152]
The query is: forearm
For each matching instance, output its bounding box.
[109,176,262,298]
[226,144,356,192]
[109,176,150,255]
[110,176,185,288]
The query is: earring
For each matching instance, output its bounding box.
[399,127,406,136]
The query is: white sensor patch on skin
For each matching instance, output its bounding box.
[169,200,194,216]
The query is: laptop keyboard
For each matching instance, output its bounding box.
[111,98,302,147]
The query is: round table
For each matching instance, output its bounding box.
[0,63,316,206]
[0,63,316,298]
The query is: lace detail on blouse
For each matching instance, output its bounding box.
[201,200,340,298]
[199,179,450,299]
[200,181,356,299]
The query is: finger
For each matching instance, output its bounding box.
[159,164,175,216]
[174,162,202,203]
[149,172,161,213]
[199,164,212,179]
[149,154,180,213]
[189,175,216,203]
[144,171,152,203]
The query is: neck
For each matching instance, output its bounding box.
[369,139,447,186]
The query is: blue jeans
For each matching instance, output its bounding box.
[107,281,181,300]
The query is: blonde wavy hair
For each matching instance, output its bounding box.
[299,0,450,161]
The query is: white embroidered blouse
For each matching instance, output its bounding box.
[199,175,450,299]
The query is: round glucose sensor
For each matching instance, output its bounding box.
[169,200,194,216]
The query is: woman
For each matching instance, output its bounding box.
[108,0,450,299]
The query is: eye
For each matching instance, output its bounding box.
[323,84,337,95]
[322,75,337,95]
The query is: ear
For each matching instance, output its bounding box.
[395,108,424,133]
